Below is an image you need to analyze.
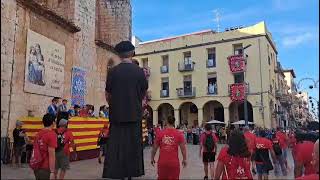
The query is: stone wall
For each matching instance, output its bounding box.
[1,0,132,138]
[96,0,132,46]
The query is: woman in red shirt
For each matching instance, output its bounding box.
[151,116,187,179]
[214,129,253,180]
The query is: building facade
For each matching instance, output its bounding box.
[1,0,131,138]
[135,21,286,129]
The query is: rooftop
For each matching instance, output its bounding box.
[283,69,297,78]
[139,29,215,45]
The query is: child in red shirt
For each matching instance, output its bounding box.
[32,113,57,180]
[151,116,187,179]
[294,140,315,178]
[296,139,319,180]
[214,129,253,180]
[55,119,76,180]
[200,124,217,180]
[98,124,109,164]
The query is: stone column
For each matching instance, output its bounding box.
[174,109,180,128]
[198,108,203,127]
[153,110,158,126]
[224,107,230,126]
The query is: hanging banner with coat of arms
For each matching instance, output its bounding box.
[227,54,246,73]
[71,67,86,107]
[230,83,246,102]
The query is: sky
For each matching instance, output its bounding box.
[132,0,319,103]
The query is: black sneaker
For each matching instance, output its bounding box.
[204,176,208,180]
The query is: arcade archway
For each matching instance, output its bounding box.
[179,102,198,127]
[157,103,174,127]
[229,101,253,123]
[203,100,224,123]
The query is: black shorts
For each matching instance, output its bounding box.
[203,152,215,163]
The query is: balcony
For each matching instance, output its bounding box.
[160,89,169,98]
[160,66,169,73]
[275,90,282,98]
[207,85,218,95]
[178,62,195,72]
[207,59,216,68]
[176,87,196,98]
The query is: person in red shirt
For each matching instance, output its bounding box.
[243,127,257,175]
[296,139,319,180]
[276,128,288,169]
[55,119,76,180]
[155,124,161,137]
[254,130,276,180]
[98,124,109,164]
[294,133,316,178]
[214,129,253,180]
[272,133,287,176]
[33,113,57,180]
[151,116,187,179]
[200,123,218,180]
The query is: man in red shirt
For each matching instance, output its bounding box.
[151,116,187,179]
[200,124,217,180]
[276,128,288,169]
[296,139,319,180]
[55,119,76,180]
[254,130,276,180]
[243,127,256,174]
[294,136,316,178]
[33,113,57,180]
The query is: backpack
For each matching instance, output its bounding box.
[204,133,215,152]
[29,131,47,170]
[56,130,66,152]
[225,156,252,179]
[272,140,282,156]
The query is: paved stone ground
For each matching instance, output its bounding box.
[1,144,294,179]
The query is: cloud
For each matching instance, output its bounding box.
[268,23,319,47]
[282,32,316,47]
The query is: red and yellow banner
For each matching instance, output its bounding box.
[20,116,148,152]
[20,117,108,151]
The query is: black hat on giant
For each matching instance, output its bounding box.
[114,41,135,54]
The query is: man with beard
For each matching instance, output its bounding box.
[102,41,148,179]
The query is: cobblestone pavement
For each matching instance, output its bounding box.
[1,144,294,179]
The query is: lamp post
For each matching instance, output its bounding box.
[296,78,319,121]
[243,44,252,127]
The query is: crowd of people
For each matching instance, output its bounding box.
[10,97,112,180]
[46,97,109,120]
[9,40,319,180]
[148,117,319,180]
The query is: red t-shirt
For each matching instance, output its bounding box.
[155,128,185,166]
[276,131,288,149]
[37,129,57,170]
[155,127,161,137]
[99,128,109,138]
[200,131,218,152]
[255,137,273,164]
[56,128,74,156]
[217,146,253,180]
[289,134,297,148]
[295,141,316,175]
[296,174,319,180]
[244,131,256,153]
[255,137,273,149]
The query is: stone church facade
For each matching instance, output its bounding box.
[1,0,132,138]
